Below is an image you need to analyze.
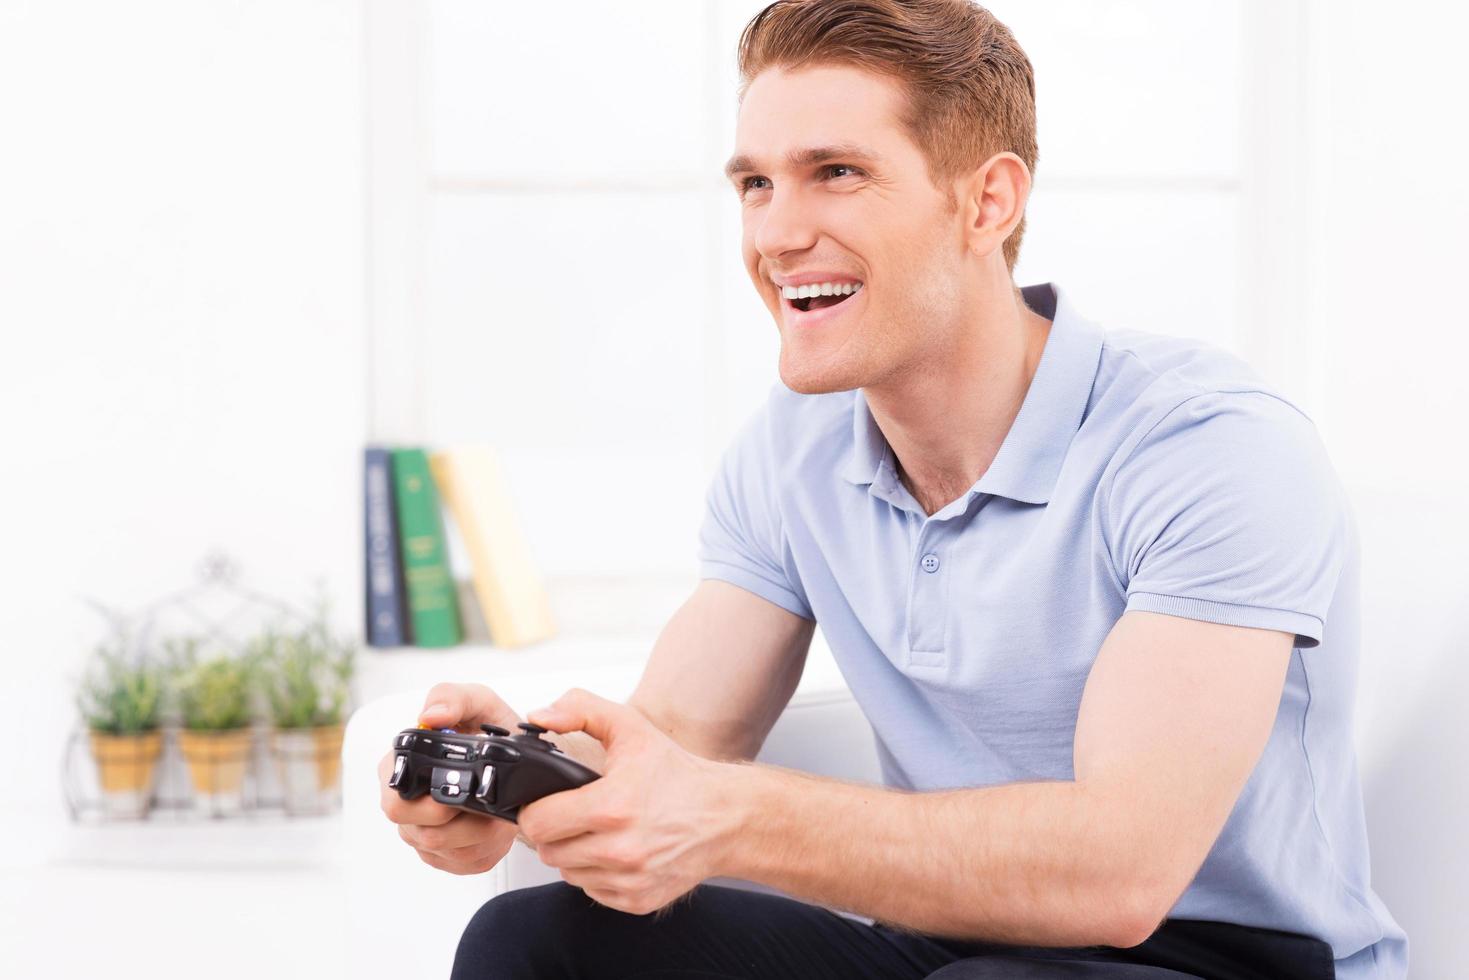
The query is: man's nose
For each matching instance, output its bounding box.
[753,190,819,260]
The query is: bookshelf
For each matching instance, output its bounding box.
[356,572,693,700]
[354,571,849,707]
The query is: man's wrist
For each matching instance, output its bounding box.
[701,757,767,881]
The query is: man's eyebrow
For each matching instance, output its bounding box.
[723,143,883,180]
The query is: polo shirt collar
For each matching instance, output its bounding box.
[841,282,1104,507]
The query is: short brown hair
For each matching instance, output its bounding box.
[737,0,1038,272]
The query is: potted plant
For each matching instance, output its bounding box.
[75,635,164,819]
[174,651,257,815]
[256,612,356,814]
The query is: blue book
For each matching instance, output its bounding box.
[364,446,410,647]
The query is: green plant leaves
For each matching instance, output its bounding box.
[254,615,357,729]
[175,654,256,731]
[75,603,357,735]
[76,635,162,735]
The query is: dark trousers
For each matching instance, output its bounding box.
[451,881,1336,979]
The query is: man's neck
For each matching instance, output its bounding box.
[863,290,1053,517]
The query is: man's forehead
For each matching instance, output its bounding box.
[742,61,902,109]
[728,67,906,177]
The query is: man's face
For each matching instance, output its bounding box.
[728,64,969,394]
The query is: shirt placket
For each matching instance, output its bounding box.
[908,515,949,667]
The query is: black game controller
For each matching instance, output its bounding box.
[388,722,600,823]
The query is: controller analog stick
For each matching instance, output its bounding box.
[518,722,548,736]
[480,724,511,737]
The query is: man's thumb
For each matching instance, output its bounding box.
[526,687,631,745]
[416,683,509,729]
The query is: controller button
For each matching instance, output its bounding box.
[441,784,460,797]
[446,770,461,785]
[438,728,458,734]
[388,755,406,788]
[475,768,495,801]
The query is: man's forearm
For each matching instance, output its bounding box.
[709,761,1156,948]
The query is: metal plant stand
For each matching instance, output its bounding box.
[65,550,352,823]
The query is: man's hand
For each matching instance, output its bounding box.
[517,688,738,916]
[378,682,525,875]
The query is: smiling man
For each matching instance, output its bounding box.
[385,2,1408,978]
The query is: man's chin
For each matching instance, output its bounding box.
[777,356,864,396]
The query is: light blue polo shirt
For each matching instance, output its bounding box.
[697,282,1407,978]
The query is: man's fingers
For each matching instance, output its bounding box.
[381,788,463,827]
[405,830,505,876]
[526,688,640,746]
[535,833,603,871]
[385,796,461,827]
[418,682,520,730]
[517,778,616,844]
[379,752,460,826]
[398,812,509,852]
[414,848,488,875]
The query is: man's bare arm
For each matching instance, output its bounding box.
[702,611,1293,948]
[551,580,815,771]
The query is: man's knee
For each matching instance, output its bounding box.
[453,882,596,979]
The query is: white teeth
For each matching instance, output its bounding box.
[779,281,862,300]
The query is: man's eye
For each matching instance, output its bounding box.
[740,176,770,195]
[824,164,862,180]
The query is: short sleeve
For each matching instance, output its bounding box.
[1104,390,1350,649]
[697,404,815,621]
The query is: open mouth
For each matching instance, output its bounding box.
[791,290,858,314]
[782,281,864,315]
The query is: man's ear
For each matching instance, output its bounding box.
[959,151,1031,260]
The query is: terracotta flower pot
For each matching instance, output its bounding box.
[88,730,163,819]
[312,724,345,791]
[178,728,253,812]
[271,724,345,814]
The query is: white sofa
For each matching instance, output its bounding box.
[341,662,881,979]
[343,636,1447,977]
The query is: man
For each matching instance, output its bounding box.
[380,1,1408,976]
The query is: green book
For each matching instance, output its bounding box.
[390,448,462,647]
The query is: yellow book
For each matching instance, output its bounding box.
[429,446,556,648]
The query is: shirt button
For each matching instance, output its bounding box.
[920,553,940,573]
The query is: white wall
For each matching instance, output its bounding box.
[1308,2,1469,972]
[0,0,365,851]
[384,0,1266,580]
